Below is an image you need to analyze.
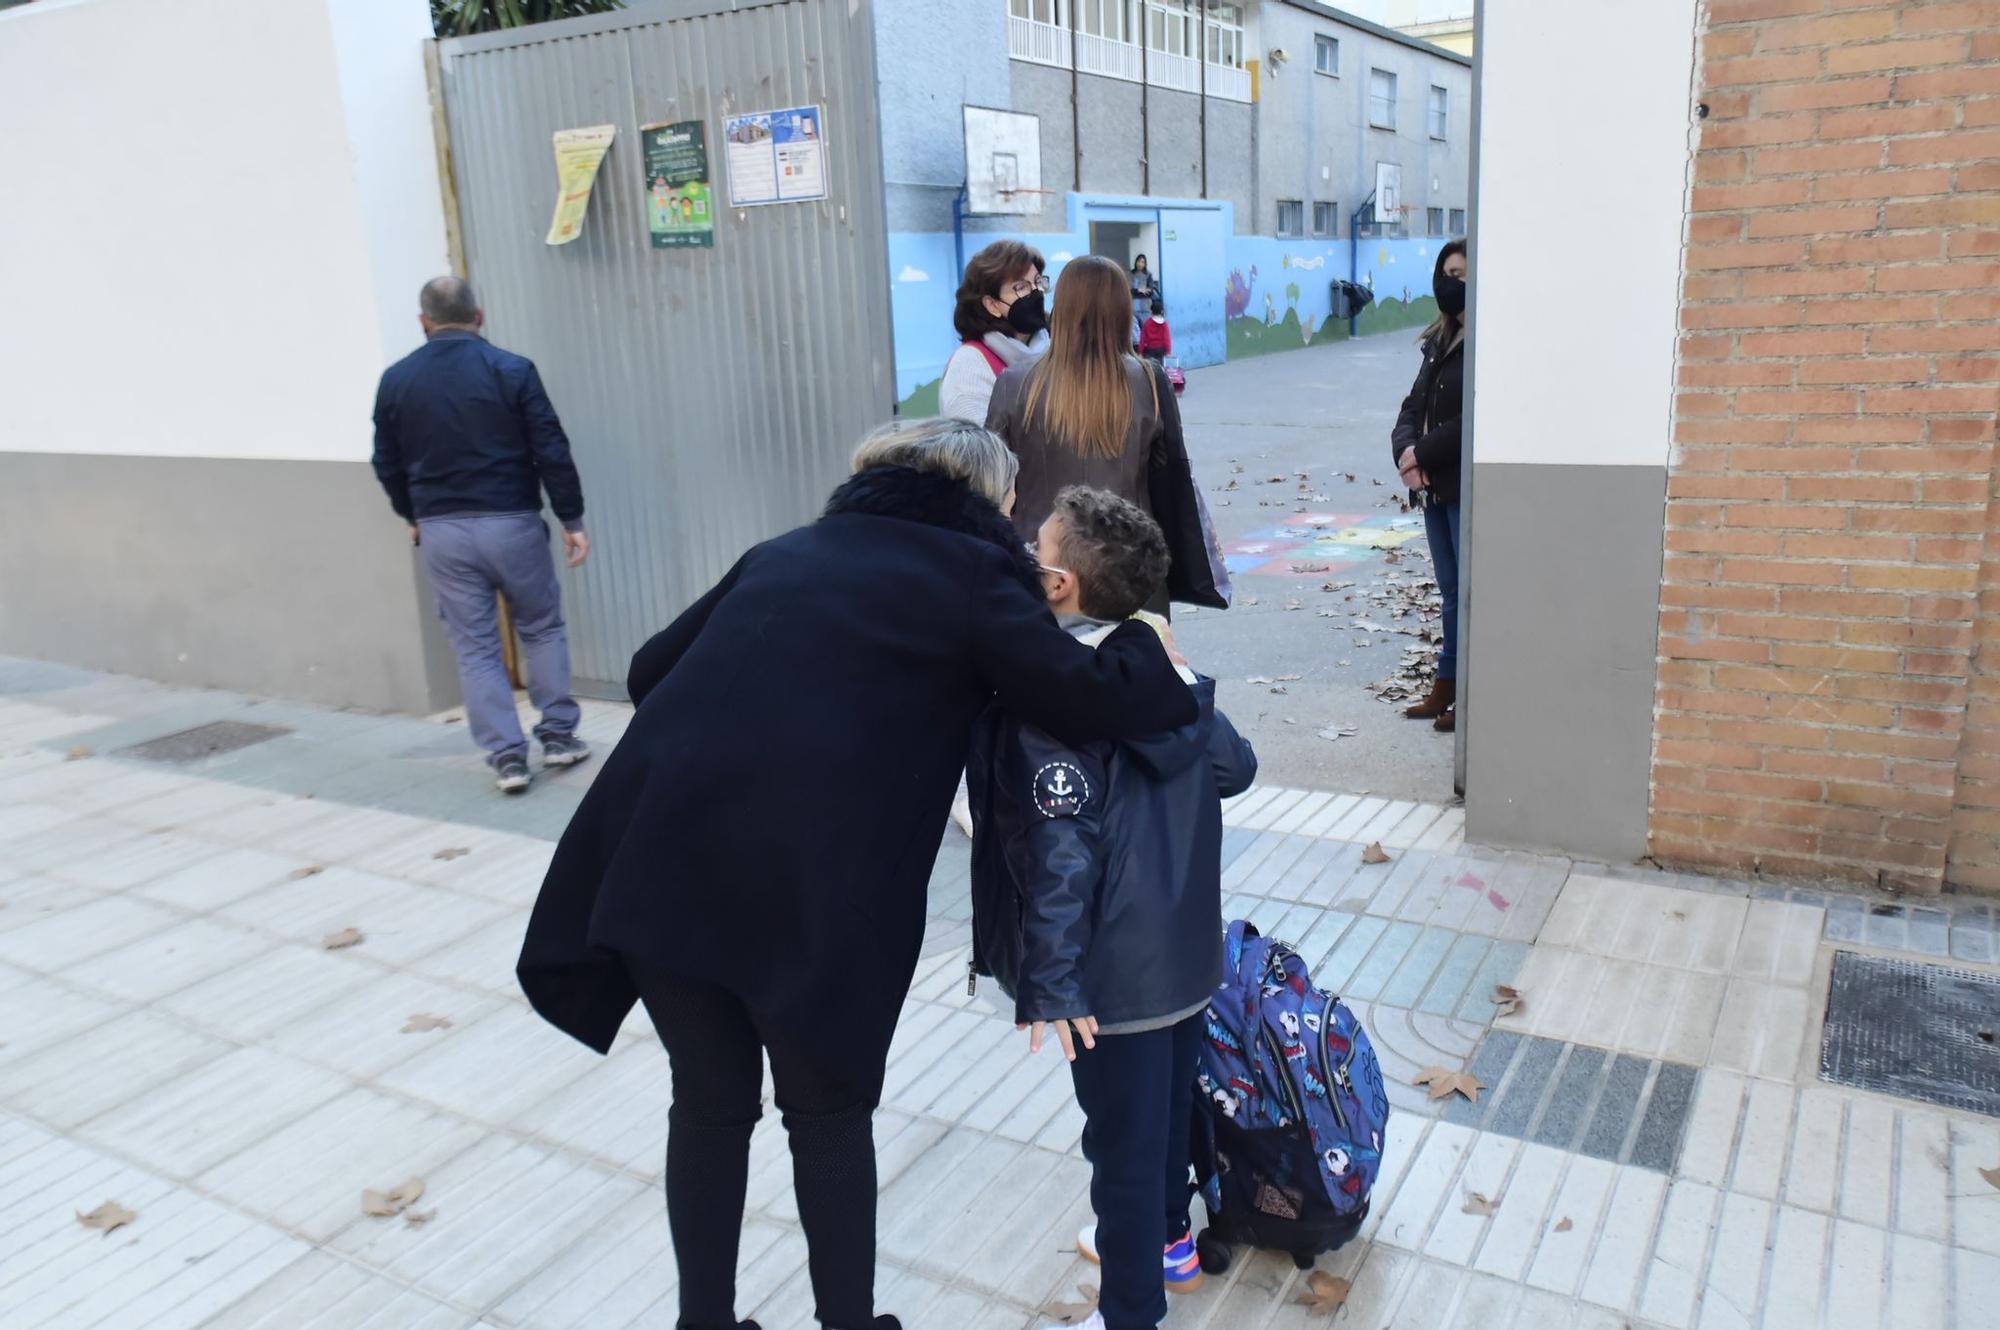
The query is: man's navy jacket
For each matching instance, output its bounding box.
[371,330,585,528]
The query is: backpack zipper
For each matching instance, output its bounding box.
[1316,995,1350,1133]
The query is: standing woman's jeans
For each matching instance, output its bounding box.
[1424,498,1464,681]
[627,965,882,1330]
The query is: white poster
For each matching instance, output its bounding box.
[723,105,828,208]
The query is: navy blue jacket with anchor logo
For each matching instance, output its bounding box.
[967,643,1258,1031]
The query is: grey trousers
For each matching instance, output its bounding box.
[418,512,580,765]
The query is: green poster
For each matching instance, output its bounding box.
[643,120,714,249]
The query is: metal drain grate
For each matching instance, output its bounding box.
[1820,950,2000,1117]
[119,720,292,763]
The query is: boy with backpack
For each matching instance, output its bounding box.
[967,486,1258,1330]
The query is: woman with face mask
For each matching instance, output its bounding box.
[1392,240,1468,733]
[938,240,1051,424]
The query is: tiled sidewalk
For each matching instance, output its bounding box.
[1,659,1998,1328]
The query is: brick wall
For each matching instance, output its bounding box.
[1654,0,2000,895]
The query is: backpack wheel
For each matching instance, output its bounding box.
[1291,1249,1319,1270]
[1195,1229,1232,1275]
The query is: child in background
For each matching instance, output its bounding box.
[968,486,1257,1330]
[1138,299,1172,363]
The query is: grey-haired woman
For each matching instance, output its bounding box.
[519,418,1195,1330]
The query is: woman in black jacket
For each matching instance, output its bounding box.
[1392,240,1467,732]
[518,419,1195,1330]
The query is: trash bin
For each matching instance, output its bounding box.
[1329,280,1375,320]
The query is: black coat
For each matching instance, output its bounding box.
[1390,330,1465,506]
[517,467,1199,1064]
[967,672,1257,1028]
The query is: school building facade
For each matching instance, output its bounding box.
[875,0,1474,413]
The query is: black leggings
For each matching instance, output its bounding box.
[629,965,882,1330]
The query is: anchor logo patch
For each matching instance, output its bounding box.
[1031,761,1090,819]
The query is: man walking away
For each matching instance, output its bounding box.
[372,276,592,794]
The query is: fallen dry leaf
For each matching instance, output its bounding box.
[1296,1270,1352,1316]
[432,847,470,862]
[65,744,94,762]
[1361,842,1391,865]
[1277,673,1303,682]
[1317,725,1360,742]
[362,1176,426,1218]
[403,1208,437,1226]
[401,1014,453,1034]
[1241,595,1261,607]
[1554,1217,1574,1233]
[1462,1191,1499,1216]
[1493,984,1524,1019]
[1412,1066,1485,1103]
[1981,1165,2000,1192]
[76,1201,136,1235]
[1042,1282,1100,1325]
[322,927,364,951]
[1248,675,1276,685]
[288,865,325,881]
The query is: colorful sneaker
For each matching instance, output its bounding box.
[1164,1230,1205,1292]
[1075,1224,1205,1293]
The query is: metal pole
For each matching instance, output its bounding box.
[1198,0,1208,199]
[952,184,967,289]
[1070,1,1082,192]
[1349,188,1373,338]
[1140,1,1151,194]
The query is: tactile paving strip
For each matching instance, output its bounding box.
[1820,949,2000,1117]
[119,720,291,763]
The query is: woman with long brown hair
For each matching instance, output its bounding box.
[985,255,1168,554]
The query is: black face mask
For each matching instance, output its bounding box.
[1434,272,1466,319]
[1006,290,1048,336]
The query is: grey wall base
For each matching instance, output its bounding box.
[1463,461,1667,864]
[0,452,458,716]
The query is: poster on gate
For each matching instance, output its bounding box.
[722,105,827,207]
[642,120,715,248]
[545,124,618,245]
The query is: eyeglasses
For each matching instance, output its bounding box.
[1006,276,1051,299]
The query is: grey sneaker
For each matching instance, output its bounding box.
[540,733,592,768]
[494,754,532,794]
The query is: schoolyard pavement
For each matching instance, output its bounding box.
[1,655,1997,1328]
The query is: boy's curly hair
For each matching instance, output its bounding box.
[1050,486,1170,621]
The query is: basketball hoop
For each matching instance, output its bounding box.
[964,106,1043,217]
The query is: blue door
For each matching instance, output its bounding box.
[1160,206,1227,368]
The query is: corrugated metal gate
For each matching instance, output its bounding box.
[436,0,893,696]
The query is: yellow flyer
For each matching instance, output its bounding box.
[545,124,618,246]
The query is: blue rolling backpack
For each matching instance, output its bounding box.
[1191,920,1392,1271]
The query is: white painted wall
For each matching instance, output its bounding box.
[0,0,445,463]
[327,0,453,366]
[1468,0,1698,467]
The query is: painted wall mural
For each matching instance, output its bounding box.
[1221,234,1453,362]
[889,225,1462,416]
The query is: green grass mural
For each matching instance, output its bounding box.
[897,377,941,419]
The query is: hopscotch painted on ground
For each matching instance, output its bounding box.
[1223,509,1425,580]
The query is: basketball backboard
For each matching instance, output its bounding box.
[964,106,1042,216]
[1374,161,1403,220]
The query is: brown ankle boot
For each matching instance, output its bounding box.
[1405,677,1455,720]
[1433,705,1456,733]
